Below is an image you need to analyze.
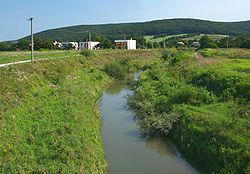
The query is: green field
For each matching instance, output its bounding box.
[0,49,159,173]
[183,34,227,41]
[128,48,250,174]
[1,48,249,173]
[145,34,227,43]
[145,34,187,43]
[0,51,79,64]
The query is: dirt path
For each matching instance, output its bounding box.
[0,58,48,68]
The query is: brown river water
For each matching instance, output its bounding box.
[99,79,201,174]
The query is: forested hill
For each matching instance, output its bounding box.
[30,18,250,41]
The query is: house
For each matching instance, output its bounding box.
[79,41,100,50]
[192,42,200,47]
[53,41,62,49]
[115,39,136,50]
[177,42,185,46]
[61,42,79,50]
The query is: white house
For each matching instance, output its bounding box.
[115,39,136,50]
[53,41,62,49]
[192,42,200,47]
[79,41,100,50]
[61,42,79,50]
[177,42,185,46]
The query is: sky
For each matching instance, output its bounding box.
[0,0,250,41]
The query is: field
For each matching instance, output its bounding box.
[145,34,227,43]
[0,51,78,64]
[0,49,159,173]
[182,34,227,41]
[0,49,161,65]
[1,48,249,173]
[145,34,187,43]
[127,48,250,174]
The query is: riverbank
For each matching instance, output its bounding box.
[127,49,250,174]
[0,49,159,173]
[100,77,200,174]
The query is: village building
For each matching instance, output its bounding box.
[177,41,185,46]
[192,41,200,47]
[53,41,62,49]
[79,41,100,50]
[115,39,136,50]
[61,42,79,50]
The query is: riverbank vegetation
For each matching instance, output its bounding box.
[0,49,158,173]
[128,48,250,174]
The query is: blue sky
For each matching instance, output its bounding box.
[0,0,250,41]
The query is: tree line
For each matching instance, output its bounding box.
[1,35,250,51]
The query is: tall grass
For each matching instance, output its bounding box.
[128,49,250,174]
[0,49,159,173]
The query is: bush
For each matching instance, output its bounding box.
[161,48,177,61]
[191,70,250,101]
[104,62,126,80]
[170,85,218,105]
[200,35,218,49]
[80,50,95,57]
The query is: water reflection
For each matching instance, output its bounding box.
[126,130,179,158]
[100,74,201,174]
[141,135,179,158]
[105,81,127,95]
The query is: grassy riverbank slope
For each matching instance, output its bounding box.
[128,49,250,174]
[0,49,159,173]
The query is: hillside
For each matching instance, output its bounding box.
[28,18,250,42]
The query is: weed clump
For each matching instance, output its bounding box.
[161,48,177,61]
[104,62,126,80]
[80,50,95,57]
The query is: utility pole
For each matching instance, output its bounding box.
[89,31,91,42]
[226,33,229,52]
[124,34,127,49]
[27,17,34,62]
[86,31,88,42]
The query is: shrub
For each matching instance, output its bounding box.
[104,62,126,80]
[161,48,177,61]
[80,50,95,57]
[191,70,250,101]
[170,85,218,105]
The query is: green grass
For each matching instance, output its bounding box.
[0,50,81,64]
[0,49,159,173]
[128,49,250,174]
[182,34,227,41]
[145,34,187,43]
[200,48,250,59]
[144,36,154,42]
[0,49,161,65]
[144,34,227,44]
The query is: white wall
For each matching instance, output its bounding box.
[79,42,100,50]
[127,40,136,50]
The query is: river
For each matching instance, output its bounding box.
[99,79,201,174]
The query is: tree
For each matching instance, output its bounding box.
[0,42,15,51]
[153,42,161,48]
[103,39,113,49]
[241,39,250,49]
[199,36,218,49]
[15,40,30,50]
[147,41,153,49]
[34,38,53,50]
[95,35,113,49]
